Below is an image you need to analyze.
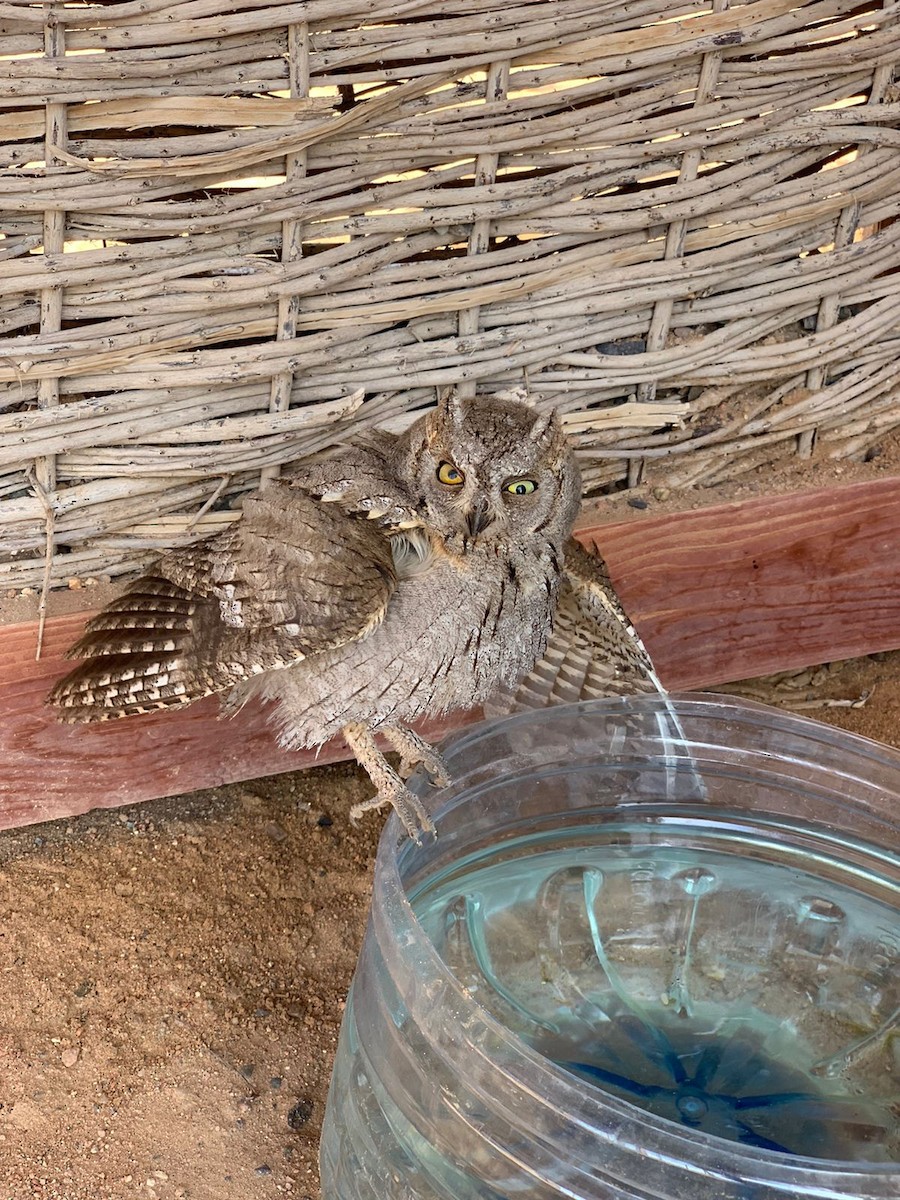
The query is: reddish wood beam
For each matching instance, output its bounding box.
[593,475,900,690]
[2,477,899,831]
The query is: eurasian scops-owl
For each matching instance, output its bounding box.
[49,391,656,837]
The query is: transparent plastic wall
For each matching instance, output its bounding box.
[321,697,900,1200]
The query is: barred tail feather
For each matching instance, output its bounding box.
[48,576,214,721]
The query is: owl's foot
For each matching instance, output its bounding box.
[349,781,435,843]
[342,721,437,842]
[380,724,451,787]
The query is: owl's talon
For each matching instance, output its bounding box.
[423,757,450,789]
[397,753,450,788]
[381,725,451,788]
[413,743,450,789]
[349,783,435,842]
[342,721,437,841]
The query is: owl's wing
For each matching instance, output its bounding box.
[285,432,423,530]
[486,537,660,715]
[49,483,396,720]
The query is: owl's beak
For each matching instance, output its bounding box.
[466,499,493,538]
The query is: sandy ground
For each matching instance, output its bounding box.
[0,760,384,1200]
[0,649,898,1199]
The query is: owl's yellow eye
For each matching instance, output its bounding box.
[437,461,465,486]
[505,478,537,496]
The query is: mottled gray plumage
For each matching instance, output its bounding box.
[49,390,655,837]
[486,538,660,715]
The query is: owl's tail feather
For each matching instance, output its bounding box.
[48,575,215,721]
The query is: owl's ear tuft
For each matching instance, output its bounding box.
[425,388,465,448]
[435,387,466,428]
[527,406,560,445]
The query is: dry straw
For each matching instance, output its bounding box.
[1,0,899,596]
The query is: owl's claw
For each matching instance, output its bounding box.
[380,724,451,787]
[349,782,436,843]
[416,747,450,788]
[342,720,439,841]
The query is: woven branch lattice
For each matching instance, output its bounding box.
[1,0,899,594]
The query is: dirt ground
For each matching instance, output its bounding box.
[0,755,385,1200]
[1,424,899,1200]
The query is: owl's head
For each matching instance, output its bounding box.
[395,391,581,554]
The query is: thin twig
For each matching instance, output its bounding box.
[184,475,232,536]
[24,464,56,661]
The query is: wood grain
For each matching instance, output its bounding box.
[2,477,899,831]
[592,475,900,690]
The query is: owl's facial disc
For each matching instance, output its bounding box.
[398,392,580,552]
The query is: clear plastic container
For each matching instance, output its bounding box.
[319,696,900,1199]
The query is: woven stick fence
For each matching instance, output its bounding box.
[1,0,899,599]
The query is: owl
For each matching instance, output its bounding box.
[49,391,657,838]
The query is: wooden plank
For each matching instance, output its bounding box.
[590,475,900,690]
[0,624,467,830]
[2,477,899,831]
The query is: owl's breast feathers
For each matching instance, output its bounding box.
[485,537,659,714]
[48,483,398,721]
[256,529,561,748]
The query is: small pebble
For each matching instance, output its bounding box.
[265,821,288,843]
[239,1063,255,1080]
[626,497,649,510]
[255,1164,272,1176]
[61,1046,80,1068]
[287,1098,314,1130]
[270,1076,283,1090]
[316,814,333,828]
